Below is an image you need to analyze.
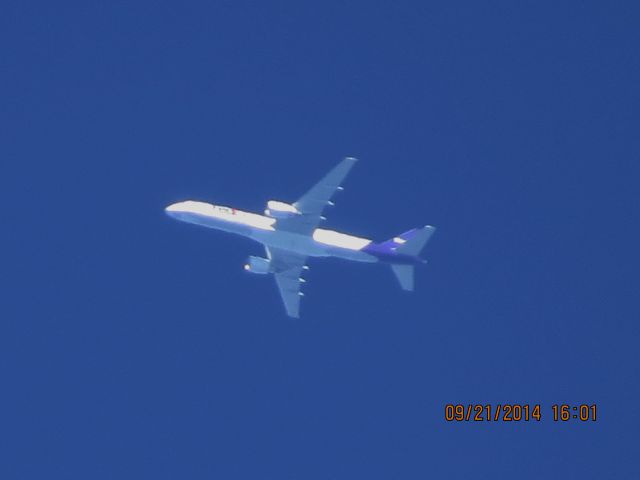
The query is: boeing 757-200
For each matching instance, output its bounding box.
[165,157,435,318]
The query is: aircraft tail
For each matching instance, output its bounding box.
[383,225,436,257]
[387,226,436,291]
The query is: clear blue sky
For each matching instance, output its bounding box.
[1,1,639,478]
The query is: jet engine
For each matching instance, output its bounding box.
[243,256,271,274]
[264,200,300,219]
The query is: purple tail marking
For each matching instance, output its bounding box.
[362,228,425,264]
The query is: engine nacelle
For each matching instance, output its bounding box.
[243,256,271,274]
[264,200,300,219]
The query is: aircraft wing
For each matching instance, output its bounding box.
[266,246,308,318]
[277,157,358,235]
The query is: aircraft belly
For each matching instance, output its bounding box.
[178,214,379,263]
[250,230,378,262]
[254,231,329,257]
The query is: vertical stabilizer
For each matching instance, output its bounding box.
[394,226,436,256]
[390,264,414,291]
[371,226,436,258]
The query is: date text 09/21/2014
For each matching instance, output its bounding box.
[444,404,597,422]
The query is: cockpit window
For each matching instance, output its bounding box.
[215,206,234,215]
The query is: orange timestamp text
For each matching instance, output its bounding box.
[444,404,597,422]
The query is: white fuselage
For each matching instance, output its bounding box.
[165,201,378,263]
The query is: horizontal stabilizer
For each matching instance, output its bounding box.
[390,264,414,291]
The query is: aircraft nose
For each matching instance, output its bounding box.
[165,202,183,215]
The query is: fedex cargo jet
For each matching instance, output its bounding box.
[165,157,435,318]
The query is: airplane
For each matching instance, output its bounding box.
[165,157,435,318]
